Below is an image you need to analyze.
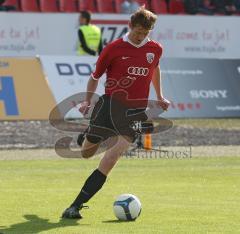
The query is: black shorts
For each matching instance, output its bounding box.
[86,95,148,144]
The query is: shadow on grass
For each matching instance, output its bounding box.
[102,219,135,223]
[0,214,89,234]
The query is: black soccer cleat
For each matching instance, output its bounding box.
[61,205,89,219]
[61,206,82,219]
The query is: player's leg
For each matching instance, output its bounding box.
[72,135,131,204]
[62,135,131,219]
[62,95,132,219]
[61,136,102,219]
[77,95,110,158]
[98,135,132,175]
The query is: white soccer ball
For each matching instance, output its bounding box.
[113,194,142,221]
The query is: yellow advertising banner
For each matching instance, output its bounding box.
[0,58,56,120]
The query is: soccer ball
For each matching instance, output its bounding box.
[113,194,142,221]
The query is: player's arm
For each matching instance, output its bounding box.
[152,65,163,100]
[85,78,98,102]
[79,44,111,114]
[151,66,170,111]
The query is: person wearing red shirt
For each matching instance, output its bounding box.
[62,6,170,219]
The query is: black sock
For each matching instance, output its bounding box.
[70,169,107,209]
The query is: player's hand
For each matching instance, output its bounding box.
[79,101,91,115]
[157,97,171,111]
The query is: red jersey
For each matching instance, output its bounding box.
[91,33,163,108]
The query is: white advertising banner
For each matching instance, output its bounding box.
[1,13,239,58]
[0,13,78,56]
[0,13,129,56]
[40,55,105,118]
[151,15,240,59]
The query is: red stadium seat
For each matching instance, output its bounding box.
[169,0,185,14]
[59,0,78,12]
[39,0,59,12]
[2,0,20,11]
[115,0,124,13]
[21,0,39,12]
[78,0,87,11]
[151,0,168,14]
[96,0,115,13]
[78,0,98,12]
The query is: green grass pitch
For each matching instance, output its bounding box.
[0,154,240,234]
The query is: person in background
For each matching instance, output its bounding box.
[121,0,140,14]
[211,0,236,14]
[224,0,237,13]
[77,11,103,56]
[234,0,240,12]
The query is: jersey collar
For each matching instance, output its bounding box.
[123,33,150,48]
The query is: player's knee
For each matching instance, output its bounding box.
[81,138,99,158]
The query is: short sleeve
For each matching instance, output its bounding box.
[91,44,112,80]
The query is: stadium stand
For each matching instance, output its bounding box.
[98,0,150,13]
[169,0,185,14]
[21,0,40,12]
[0,0,239,15]
[96,0,115,13]
[115,0,123,13]
[77,0,87,11]
[151,0,168,14]
[59,0,78,12]
[135,0,150,9]
[2,0,20,11]
[39,0,59,12]
[78,0,98,12]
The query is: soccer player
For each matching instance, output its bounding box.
[62,6,170,219]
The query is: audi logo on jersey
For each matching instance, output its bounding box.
[127,67,149,76]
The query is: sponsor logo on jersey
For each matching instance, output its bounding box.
[127,67,149,76]
[146,53,154,64]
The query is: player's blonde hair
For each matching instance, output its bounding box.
[130,6,157,30]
